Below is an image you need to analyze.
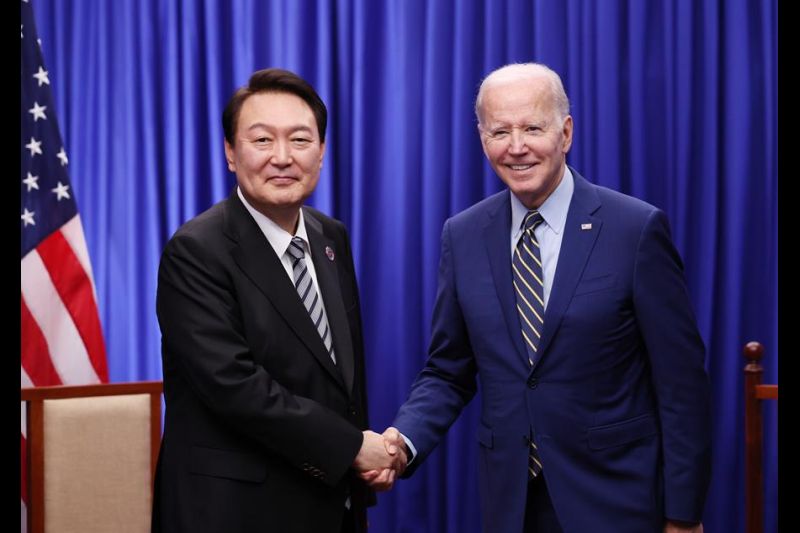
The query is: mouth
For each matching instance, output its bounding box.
[267,176,298,185]
[505,163,535,171]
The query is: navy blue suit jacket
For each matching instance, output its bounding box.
[393,169,711,532]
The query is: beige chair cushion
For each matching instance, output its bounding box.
[43,394,152,533]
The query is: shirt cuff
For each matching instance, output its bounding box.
[400,433,417,465]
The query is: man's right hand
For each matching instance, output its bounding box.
[356,427,408,491]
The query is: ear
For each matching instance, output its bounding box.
[561,115,574,154]
[224,140,236,172]
[477,125,491,158]
[318,142,326,170]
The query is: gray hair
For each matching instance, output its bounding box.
[475,63,570,125]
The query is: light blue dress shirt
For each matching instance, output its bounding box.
[509,166,574,309]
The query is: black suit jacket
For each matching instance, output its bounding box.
[152,190,373,533]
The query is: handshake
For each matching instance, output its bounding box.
[352,427,408,491]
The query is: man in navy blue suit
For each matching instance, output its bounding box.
[364,63,711,532]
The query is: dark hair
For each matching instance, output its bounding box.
[222,68,327,145]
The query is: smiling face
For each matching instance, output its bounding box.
[224,91,325,221]
[478,75,573,209]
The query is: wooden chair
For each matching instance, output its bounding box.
[21,381,162,533]
[743,341,778,533]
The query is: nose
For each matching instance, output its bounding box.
[271,140,292,167]
[508,130,528,155]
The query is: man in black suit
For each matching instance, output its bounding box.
[151,68,403,533]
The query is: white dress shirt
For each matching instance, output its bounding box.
[237,187,333,344]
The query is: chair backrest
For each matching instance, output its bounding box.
[21,381,162,533]
[743,341,778,533]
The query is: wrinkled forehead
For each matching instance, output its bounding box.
[479,78,556,124]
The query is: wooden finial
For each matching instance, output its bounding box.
[743,341,764,363]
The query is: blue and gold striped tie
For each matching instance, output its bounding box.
[286,237,336,364]
[512,210,544,478]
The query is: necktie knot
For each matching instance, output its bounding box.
[286,237,305,261]
[522,210,544,233]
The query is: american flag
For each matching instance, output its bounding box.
[20,1,109,530]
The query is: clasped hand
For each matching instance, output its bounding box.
[352,427,407,491]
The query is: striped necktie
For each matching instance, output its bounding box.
[512,210,544,478]
[286,237,336,364]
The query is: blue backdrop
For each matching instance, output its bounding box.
[32,1,777,531]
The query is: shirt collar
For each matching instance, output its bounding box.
[237,186,310,257]
[510,166,574,237]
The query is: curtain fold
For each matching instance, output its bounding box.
[33,1,777,531]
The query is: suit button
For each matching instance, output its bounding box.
[527,378,538,389]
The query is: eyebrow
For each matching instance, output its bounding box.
[487,121,546,131]
[245,123,314,134]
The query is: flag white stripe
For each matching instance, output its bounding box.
[21,500,27,533]
[21,250,101,385]
[21,367,33,389]
[60,215,99,303]
[21,366,31,439]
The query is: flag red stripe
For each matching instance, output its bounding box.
[36,231,109,382]
[21,297,62,387]
[21,434,28,505]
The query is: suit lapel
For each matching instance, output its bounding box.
[305,210,355,396]
[484,192,530,367]
[225,194,346,391]
[533,171,602,368]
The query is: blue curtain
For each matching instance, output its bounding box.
[32,1,777,531]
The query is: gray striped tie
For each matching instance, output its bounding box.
[286,237,336,364]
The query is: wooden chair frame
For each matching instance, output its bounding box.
[743,342,778,533]
[21,381,162,533]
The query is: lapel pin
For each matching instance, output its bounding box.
[325,246,335,261]
[581,223,592,230]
